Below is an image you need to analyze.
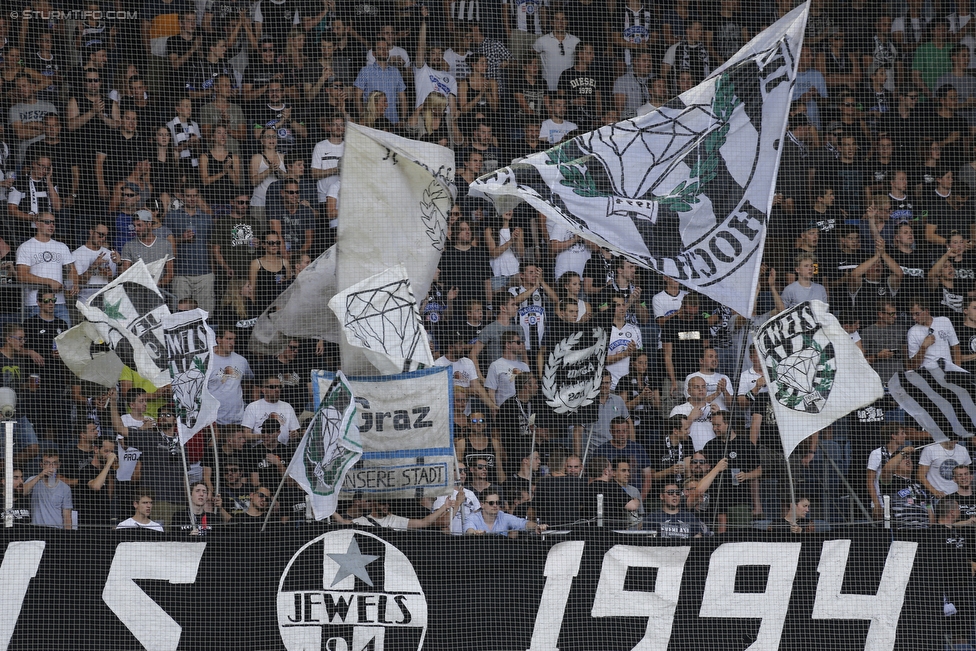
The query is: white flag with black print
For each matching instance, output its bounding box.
[470,3,808,317]
[334,123,454,375]
[75,259,172,388]
[889,366,976,442]
[328,264,434,375]
[755,300,884,457]
[163,309,221,445]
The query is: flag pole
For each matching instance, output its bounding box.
[209,423,221,497]
[178,426,196,529]
[260,461,292,532]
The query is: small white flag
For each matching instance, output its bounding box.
[163,309,220,445]
[287,371,361,520]
[328,264,434,375]
[75,260,171,387]
[755,300,884,458]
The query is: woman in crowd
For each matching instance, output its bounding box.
[150,127,181,211]
[457,54,498,119]
[406,93,459,148]
[199,124,241,209]
[360,91,396,132]
[248,231,292,315]
[249,129,286,221]
[218,278,258,350]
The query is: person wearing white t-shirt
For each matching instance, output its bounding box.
[73,222,118,303]
[539,96,577,144]
[207,327,254,426]
[434,334,495,411]
[685,348,733,411]
[548,217,591,280]
[606,295,642,389]
[116,490,165,532]
[432,464,482,534]
[15,212,78,325]
[669,376,715,450]
[907,301,966,372]
[485,331,531,407]
[241,376,301,443]
[652,277,687,350]
[413,18,459,109]
[310,114,345,198]
[532,11,579,90]
[918,439,972,498]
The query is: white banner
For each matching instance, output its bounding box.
[470,3,808,317]
[335,124,454,375]
[162,309,220,445]
[313,367,455,498]
[328,264,434,375]
[755,300,884,458]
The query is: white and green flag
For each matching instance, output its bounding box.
[286,371,362,519]
[470,3,808,316]
[755,300,883,457]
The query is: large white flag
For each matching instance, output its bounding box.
[755,300,884,458]
[470,3,808,316]
[334,123,454,375]
[163,309,220,445]
[328,264,434,375]
[287,371,361,519]
[75,259,172,387]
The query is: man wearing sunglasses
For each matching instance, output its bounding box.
[213,192,261,280]
[645,482,709,538]
[15,212,78,326]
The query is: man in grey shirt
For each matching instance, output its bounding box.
[23,451,73,529]
[120,210,175,287]
[861,297,907,386]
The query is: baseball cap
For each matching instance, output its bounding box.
[134,209,153,222]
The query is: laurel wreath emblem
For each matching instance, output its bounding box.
[541,329,607,414]
[420,181,449,252]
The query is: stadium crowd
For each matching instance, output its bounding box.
[0,0,975,638]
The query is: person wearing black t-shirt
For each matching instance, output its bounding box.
[557,42,603,132]
[804,182,843,243]
[243,40,286,102]
[580,456,639,526]
[923,169,966,249]
[172,482,230,534]
[255,340,311,416]
[660,295,710,400]
[438,219,492,308]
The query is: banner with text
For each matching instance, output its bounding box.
[313,367,455,498]
[0,527,953,651]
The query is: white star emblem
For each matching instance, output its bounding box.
[327,537,378,587]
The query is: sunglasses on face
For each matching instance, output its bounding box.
[470,418,485,423]
[484,500,500,505]
[39,298,57,304]
[664,489,682,496]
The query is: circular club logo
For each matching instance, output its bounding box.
[278,530,428,651]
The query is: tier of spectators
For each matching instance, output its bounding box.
[1,0,976,640]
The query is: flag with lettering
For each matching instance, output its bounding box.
[312,367,455,499]
[75,259,172,388]
[287,371,361,519]
[755,300,884,457]
[163,309,220,445]
[469,3,808,316]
